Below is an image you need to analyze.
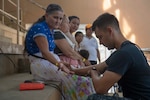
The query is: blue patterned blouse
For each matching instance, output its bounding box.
[25,21,55,54]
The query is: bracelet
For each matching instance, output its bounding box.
[91,67,101,75]
[57,62,63,71]
[55,62,59,67]
[82,58,86,62]
[92,67,97,70]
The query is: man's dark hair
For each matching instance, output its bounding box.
[92,13,120,31]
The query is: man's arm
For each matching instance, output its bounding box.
[91,70,122,94]
[72,62,107,76]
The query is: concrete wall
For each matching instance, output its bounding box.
[0,41,30,77]
[0,24,29,77]
[0,53,30,77]
[0,23,25,45]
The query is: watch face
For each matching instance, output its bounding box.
[92,67,97,70]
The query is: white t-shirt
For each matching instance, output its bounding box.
[79,36,99,61]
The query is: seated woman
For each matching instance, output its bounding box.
[25,4,94,100]
[54,15,91,67]
[54,15,95,99]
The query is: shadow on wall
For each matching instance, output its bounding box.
[101,0,150,48]
[102,0,136,43]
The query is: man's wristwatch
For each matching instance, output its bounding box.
[92,67,97,70]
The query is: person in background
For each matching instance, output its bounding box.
[74,31,91,65]
[67,16,80,51]
[69,16,80,34]
[79,49,89,60]
[54,15,91,68]
[54,15,95,100]
[72,13,150,100]
[75,31,84,49]
[80,24,101,65]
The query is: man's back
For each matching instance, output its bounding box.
[106,41,150,99]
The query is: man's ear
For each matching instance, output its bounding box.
[107,26,113,35]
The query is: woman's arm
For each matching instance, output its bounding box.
[54,31,91,66]
[35,36,58,65]
[55,39,91,66]
[55,39,87,61]
[34,36,74,74]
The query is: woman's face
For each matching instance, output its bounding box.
[69,18,80,33]
[59,17,70,33]
[45,11,64,29]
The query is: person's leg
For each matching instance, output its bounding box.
[87,94,132,100]
[30,53,95,100]
[87,94,115,100]
[63,75,95,100]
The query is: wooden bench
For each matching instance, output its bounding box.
[0,73,62,100]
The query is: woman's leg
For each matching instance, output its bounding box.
[29,54,95,100]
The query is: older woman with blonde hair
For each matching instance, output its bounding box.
[54,15,91,67]
[54,15,95,100]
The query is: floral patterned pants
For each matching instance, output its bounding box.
[29,53,95,100]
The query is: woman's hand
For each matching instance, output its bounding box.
[78,60,85,67]
[84,60,91,66]
[79,58,91,66]
[62,62,70,68]
[58,62,74,74]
